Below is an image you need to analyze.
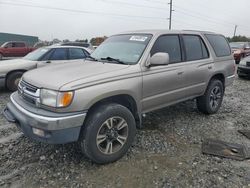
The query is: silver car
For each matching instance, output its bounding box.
[0,46,90,91]
[4,30,235,164]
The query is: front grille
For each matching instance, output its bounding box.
[246,62,250,67]
[18,80,40,105]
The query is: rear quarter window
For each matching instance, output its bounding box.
[205,34,231,57]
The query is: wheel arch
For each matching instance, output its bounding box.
[5,69,27,86]
[208,73,225,89]
[85,94,142,129]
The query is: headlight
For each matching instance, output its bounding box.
[40,89,74,107]
[233,50,241,55]
[239,60,246,66]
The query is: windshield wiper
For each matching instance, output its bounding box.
[86,55,98,61]
[100,57,127,65]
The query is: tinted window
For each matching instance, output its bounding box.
[14,42,25,47]
[69,48,87,59]
[205,34,231,57]
[49,48,67,60]
[40,49,54,61]
[183,35,209,61]
[151,35,182,63]
[201,40,209,58]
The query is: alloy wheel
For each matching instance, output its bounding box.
[209,86,222,110]
[96,116,128,155]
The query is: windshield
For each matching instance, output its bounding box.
[23,48,50,61]
[230,42,245,49]
[91,34,152,65]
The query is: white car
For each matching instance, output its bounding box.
[0,46,90,91]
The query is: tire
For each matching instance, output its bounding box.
[196,79,224,114]
[0,53,2,60]
[6,71,23,91]
[78,103,136,164]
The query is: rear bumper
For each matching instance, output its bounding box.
[237,66,250,77]
[3,93,87,144]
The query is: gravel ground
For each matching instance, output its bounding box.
[0,77,250,188]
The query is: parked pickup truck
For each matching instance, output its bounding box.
[0,41,36,60]
[3,30,235,164]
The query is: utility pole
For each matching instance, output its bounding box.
[233,25,237,37]
[169,0,173,30]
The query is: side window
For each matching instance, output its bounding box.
[6,43,13,48]
[40,49,54,61]
[201,40,209,58]
[151,35,182,63]
[205,34,231,57]
[15,42,25,47]
[49,48,67,60]
[183,35,209,61]
[69,48,87,59]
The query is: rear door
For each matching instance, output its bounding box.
[177,34,212,98]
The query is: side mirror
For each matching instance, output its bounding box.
[4,46,8,48]
[149,52,170,67]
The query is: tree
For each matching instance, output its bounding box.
[227,35,250,42]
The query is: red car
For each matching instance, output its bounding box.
[0,41,36,60]
[230,42,250,63]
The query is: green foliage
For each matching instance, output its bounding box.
[227,35,250,42]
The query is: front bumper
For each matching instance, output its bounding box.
[237,66,250,77]
[3,93,87,144]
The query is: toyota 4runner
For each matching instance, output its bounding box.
[3,30,235,164]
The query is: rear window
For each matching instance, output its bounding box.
[205,34,231,57]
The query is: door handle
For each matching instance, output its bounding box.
[208,66,212,70]
[177,71,184,75]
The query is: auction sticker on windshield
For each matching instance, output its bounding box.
[129,36,148,42]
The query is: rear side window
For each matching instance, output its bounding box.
[205,34,231,57]
[69,48,87,59]
[183,35,209,61]
[49,48,67,60]
[151,35,182,63]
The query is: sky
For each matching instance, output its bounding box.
[0,0,250,41]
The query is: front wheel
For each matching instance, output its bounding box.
[78,103,136,164]
[197,79,224,114]
[6,71,24,91]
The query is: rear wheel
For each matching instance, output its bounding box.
[6,71,23,91]
[78,103,136,164]
[197,79,224,114]
[0,53,3,60]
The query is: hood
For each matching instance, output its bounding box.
[0,58,36,75]
[23,60,131,90]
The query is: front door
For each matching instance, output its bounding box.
[142,34,185,113]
